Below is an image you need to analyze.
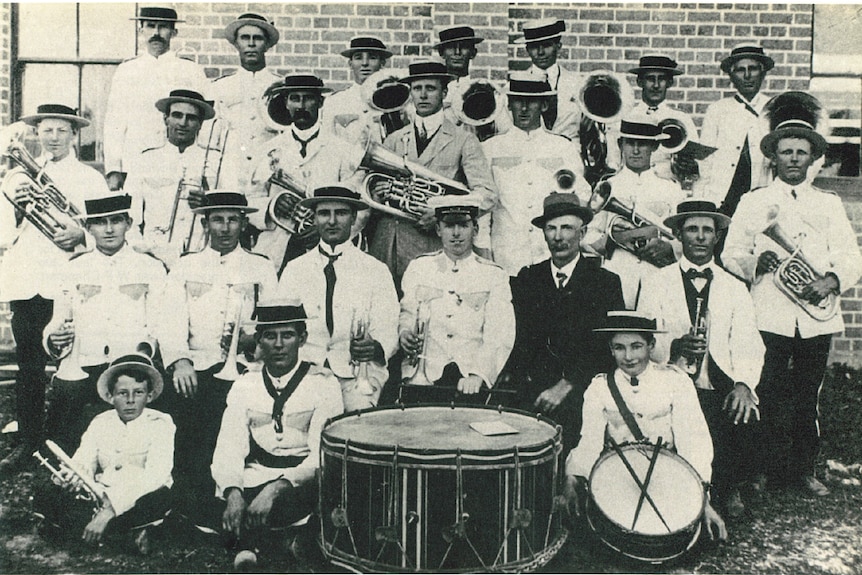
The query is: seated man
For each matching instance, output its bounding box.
[209,303,343,570]
[33,353,174,553]
[564,311,726,542]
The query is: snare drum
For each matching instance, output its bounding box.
[587,443,706,563]
[319,405,567,573]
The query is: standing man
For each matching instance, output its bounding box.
[324,37,392,143]
[698,44,774,217]
[278,187,399,412]
[723,113,862,495]
[506,193,624,452]
[585,117,685,308]
[480,72,589,276]
[0,105,110,473]
[398,196,515,403]
[124,89,216,268]
[104,7,208,190]
[210,13,282,194]
[42,194,167,453]
[368,61,496,287]
[157,191,277,515]
[514,19,581,142]
[638,200,765,517]
[209,303,343,570]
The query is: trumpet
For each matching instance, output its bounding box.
[1,124,84,249]
[402,303,433,387]
[33,439,104,510]
[674,297,709,378]
[266,160,317,241]
[54,289,88,382]
[362,69,411,140]
[359,141,470,221]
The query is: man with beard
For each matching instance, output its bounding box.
[103,7,207,191]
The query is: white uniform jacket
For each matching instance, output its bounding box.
[0,153,110,302]
[480,126,589,275]
[103,51,208,175]
[638,258,765,392]
[211,363,343,497]
[42,245,167,367]
[527,64,582,143]
[73,408,175,516]
[209,67,282,193]
[157,246,277,371]
[566,363,714,482]
[399,251,515,387]
[722,179,862,338]
[277,241,400,379]
[696,92,771,207]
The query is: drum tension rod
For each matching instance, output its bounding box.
[331,440,359,556]
[439,450,488,570]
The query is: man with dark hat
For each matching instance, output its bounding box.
[0,104,110,473]
[699,44,775,217]
[723,110,862,496]
[123,89,217,269]
[278,186,399,412]
[324,36,392,142]
[584,115,685,308]
[515,18,581,141]
[104,6,207,190]
[250,74,366,273]
[480,72,589,276]
[506,193,624,452]
[42,194,167,453]
[638,200,764,517]
[209,302,343,570]
[210,13,282,193]
[157,191,277,514]
[398,195,514,402]
[368,60,496,287]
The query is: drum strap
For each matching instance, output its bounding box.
[606,371,645,442]
[263,361,311,434]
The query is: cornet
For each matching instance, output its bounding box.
[674,297,709,378]
[553,168,578,193]
[214,286,248,382]
[33,439,104,511]
[402,303,433,387]
[54,289,88,382]
[349,307,376,397]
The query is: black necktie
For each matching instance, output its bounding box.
[647,106,659,114]
[320,248,341,336]
[734,94,760,117]
[791,188,797,199]
[556,271,567,289]
[292,129,319,158]
[684,268,713,282]
[630,376,639,387]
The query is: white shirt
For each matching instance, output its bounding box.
[551,254,580,288]
[527,63,582,142]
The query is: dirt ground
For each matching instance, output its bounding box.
[0,364,860,574]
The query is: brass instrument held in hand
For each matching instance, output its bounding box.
[266,157,317,241]
[762,208,838,321]
[453,79,505,142]
[359,141,470,221]
[576,71,635,186]
[657,115,690,155]
[214,287,248,382]
[349,306,376,397]
[363,69,411,140]
[403,303,433,387]
[589,179,676,256]
[674,297,709,378]
[33,439,104,510]
[0,123,84,249]
[54,290,88,382]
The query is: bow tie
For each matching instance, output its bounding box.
[646,106,659,114]
[684,268,713,282]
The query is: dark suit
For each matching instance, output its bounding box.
[507,256,625,451]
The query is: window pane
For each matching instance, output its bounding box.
[20,64,80,158]
[79,4,137,60]
[80,65,117,165]
[18,3,77,59]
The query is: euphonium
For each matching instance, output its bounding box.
[33,439,104,510]
[402,304,433,387]
[215,287,247,382]
[588,179,675,255]
[359,141,470,221]
[266,161,317,240]
[453,79,504,142]
[762,208,838,321]
[54,290,88,382]
[576,70,635,185]
[1,124,84,249]
[362,69,411,140]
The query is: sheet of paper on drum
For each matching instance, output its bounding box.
[470,420,520,436]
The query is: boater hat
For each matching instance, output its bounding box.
[155,89,216,121]
[251,302,311,327]
[265,74,333,126]
[514,19,565,45]
[720,43,775,74]
[130,7,183,23]
[618,119,671,141]
[341,36,392,59]
[628,54,683,76]
[20,104,89,128]
[298,185,369,211]
[531,193,593,228]
[759,92,828,160]
[593,311,665,334]
[84,194,133,219]
[506,71,556,97]
[191,190,258,214]
[434,26,484,49]
[398,61,456,84]
[428,195,480,223]
[224,13,279,49]
[663,200,731,231]
[96,353,164,404]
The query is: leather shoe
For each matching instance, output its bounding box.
[799,475,830,497]
[723,488,746,518]
[233,550,258,572]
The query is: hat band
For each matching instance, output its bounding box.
[509,79,552,94]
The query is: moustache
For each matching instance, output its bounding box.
[148,35,167,44]
[292,110,312,123]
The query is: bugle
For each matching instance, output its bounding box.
[214,288,247,381]
[362,69,411,140]
[33,439,104,508]
[54,289,88,382]
[589,179,675,257]
[453,79,505,142]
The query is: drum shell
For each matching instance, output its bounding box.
[319,404,566,573]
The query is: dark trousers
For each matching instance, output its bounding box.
[757,331,832,483]
[45,364,109,454]
[516,381,585,459]
[10,296,54,446]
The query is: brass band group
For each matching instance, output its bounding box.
[1,6,860,572]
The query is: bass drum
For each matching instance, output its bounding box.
[587,443,706,564]
[319,405,567,573]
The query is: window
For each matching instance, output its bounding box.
[13,3,138,169]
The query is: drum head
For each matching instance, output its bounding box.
[590,444,704,535]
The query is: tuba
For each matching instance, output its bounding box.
[761,207,838,321]
[363,69,411,140]
[576,71,635,186]
[33,439,104,511]
[359,141,470,221]
[453,79,505,142]
[0,123,84,249]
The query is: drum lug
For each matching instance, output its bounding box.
[509,508,532,530]
[375,525,399,543]
[442,514,469,543]
[331,506,350,528]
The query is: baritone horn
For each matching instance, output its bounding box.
[576,71,635,186]
[33,439,104,509]
[657,115,689,154]
[359,141,470,221]
[266,166,317,240]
